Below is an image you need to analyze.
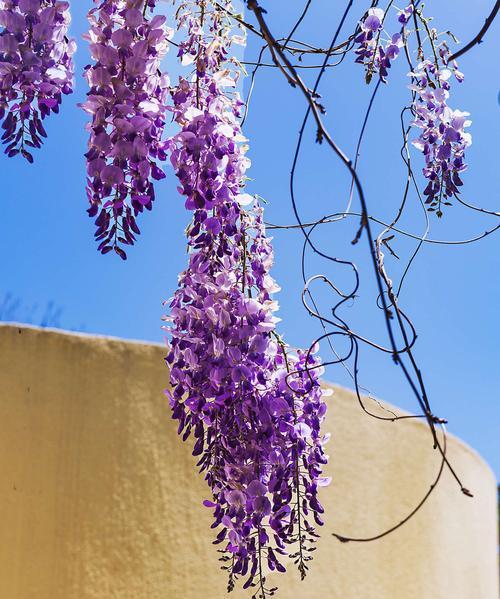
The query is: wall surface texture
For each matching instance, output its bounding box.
[0,324,497,599]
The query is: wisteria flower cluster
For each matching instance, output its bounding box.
[163,3,329,596]
[354,5,411,83]
[82,0,172,259]
[354,3,471,215]
[0,0,75,161]
[409,60,471,215]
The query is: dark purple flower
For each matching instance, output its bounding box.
[82,0,172,257]
[164,5,330,594]
[0,0,75,160]
[409,60,471,215]
[355,5,409,83]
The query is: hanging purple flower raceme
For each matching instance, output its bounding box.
[354,8,385,83]
[82,0,172,259]
[355,5,411,83]
[0,0,75,161]
[409,58,471,216]
[164,3,329,595]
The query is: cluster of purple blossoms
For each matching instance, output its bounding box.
[355,6,411,83]
[82,0,172,259]
[164,3,329,595]
[355,4,471,215]
[354,8,385,83]
[409,59,471,215]
[0,0,75,161]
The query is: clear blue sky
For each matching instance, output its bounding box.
[1,1,498,479]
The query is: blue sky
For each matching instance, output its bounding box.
[1,1,498,479]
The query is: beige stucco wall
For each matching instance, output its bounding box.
[0,323,497,599]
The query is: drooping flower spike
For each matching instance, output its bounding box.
[82,0,172,259]
[406,10,471,215]
[409,60,471,216]
[164,2,329,596]
[354,6,408,83]
[0,0,76,161]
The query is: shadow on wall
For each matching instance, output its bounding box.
[0,292,85,332]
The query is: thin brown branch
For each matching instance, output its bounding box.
[449,0,499,61]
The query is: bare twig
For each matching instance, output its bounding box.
[449,0,500,61]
